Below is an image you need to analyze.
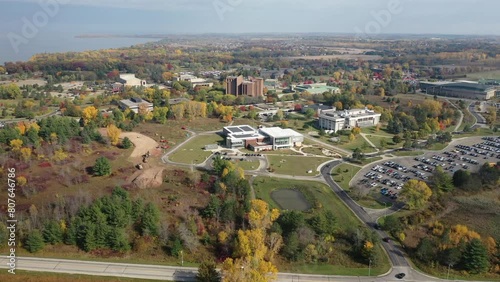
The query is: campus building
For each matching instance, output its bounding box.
[419,81,499,100]
[118,74,147,87]
[118,97,154,114]
[293,83,341,95]
[319,108,381,132]
[222,125,303,151]
[225,76,264,97]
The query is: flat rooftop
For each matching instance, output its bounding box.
[259,127,303,138]
[224,125,257,134]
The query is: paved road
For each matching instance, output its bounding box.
[0,256,462,282]
[468,103,487,127]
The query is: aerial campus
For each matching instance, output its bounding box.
[0,3,500,282]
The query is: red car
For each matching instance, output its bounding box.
[181,126,186,130]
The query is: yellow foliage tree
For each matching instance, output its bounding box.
[222,199,280,282]
[400,180,432,210]
[20,147,32,161]
[107,124,121,146]
[448,224,481,246]
[10,139,23,151]
[16,176,27,187]
[82,106,98,125]
[218,231,229,244]
[52,148,68,162]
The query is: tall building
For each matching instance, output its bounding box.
[225,76,264,97]
[226,75,243,95]
[319,108,381,132]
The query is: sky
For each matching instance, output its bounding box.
[0,0,499,62]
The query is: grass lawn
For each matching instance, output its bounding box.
[331,164,362,191]
[302,146,325,156]
[466,70,500,80]
[267,155,329,176]
[365,135,400,150]
[336,135,377,153]
[241,148,303,156]
[425,142,449,151]
[358,157,384,166]
[0,270,165,282]
[252,178,391,276]
[458,128,497,137]
[361,126,393,137]
[252,177,363,229]
[391,150,424,157]
[290,261,390,276]
[232,159,260,171]
[169,134,223,164]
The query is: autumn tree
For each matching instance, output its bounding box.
[106,124,121,146]
[20,147,32,161]
[82,106,98,125]
[9,139,23,151]
[221,199,279,282]
[400,180,432,210]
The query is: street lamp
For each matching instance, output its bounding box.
[180,250,183,266]
[447,264,453,280]
[368,259,372,277]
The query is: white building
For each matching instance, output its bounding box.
[118,74,146,87]
[222,125,303,151]
[118,97,154,114]
[175,74,213,88]
[319,108,381,132]
[259,127,304,150]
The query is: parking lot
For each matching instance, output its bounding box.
[351,136,500,203]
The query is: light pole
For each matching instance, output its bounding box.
[180,250,183,266]
[368,259,372,277]
[447,264,453,280]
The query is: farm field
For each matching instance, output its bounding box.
[168,134,223,164]
[267,155,329,176]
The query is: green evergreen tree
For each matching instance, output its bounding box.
[24,229,45,253]
[42,220,63,244]
[462,238,490,274]
[196,260,221,282]
[108,227,130,252]
[93,156,111,176]
[121,136,132,149]
[139,203,160,236]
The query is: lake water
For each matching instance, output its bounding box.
[0,32,160,64]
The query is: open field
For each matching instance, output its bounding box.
[331,163,361,191]
[168,134,223,164]
[466,70,500,80]
[283,54,381,61]
[267,155,329,176]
